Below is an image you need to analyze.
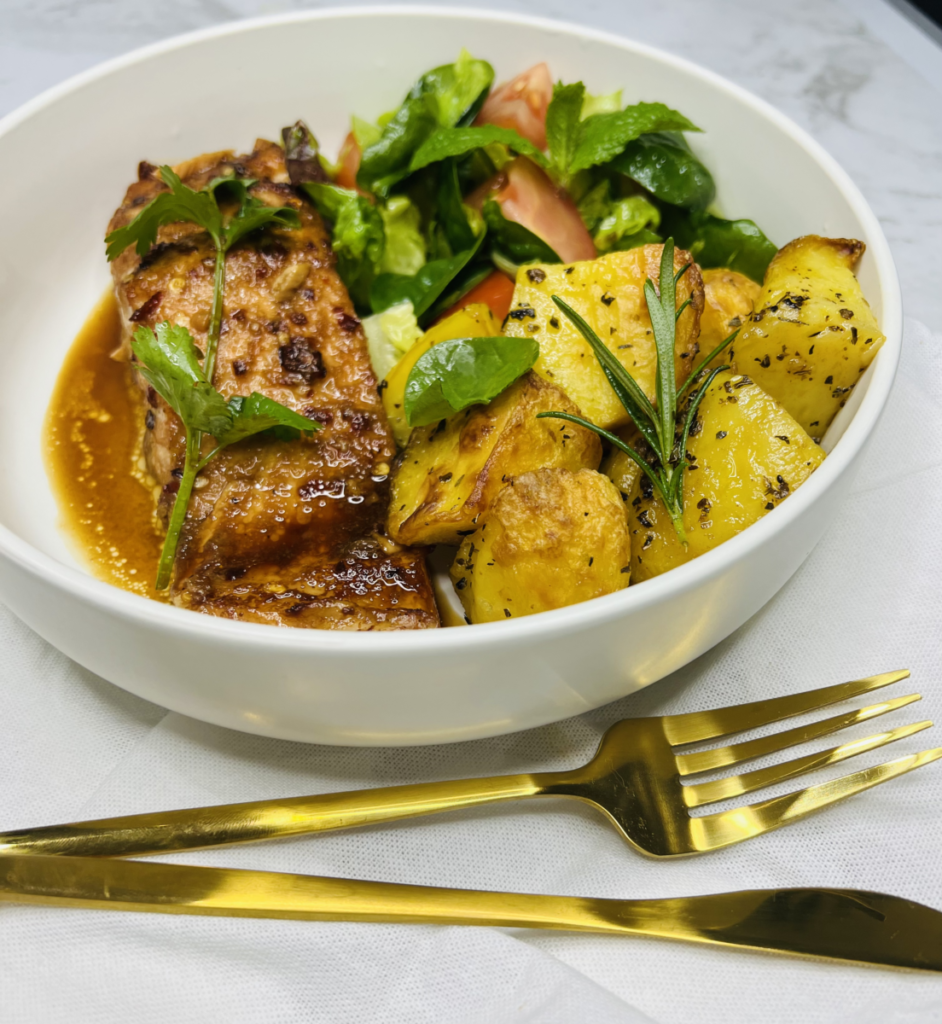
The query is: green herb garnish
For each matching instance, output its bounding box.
[131,323,318,590]
[660,207,777,282]
[538,239,737,543]
[404,336,539,427]
[105,165,309,589]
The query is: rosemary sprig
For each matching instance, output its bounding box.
[105,165,305,588]
[537,239,738,543]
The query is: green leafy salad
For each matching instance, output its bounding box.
[295,50,776,338]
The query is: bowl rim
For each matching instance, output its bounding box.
[0,3,902,655]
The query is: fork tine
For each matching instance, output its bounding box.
[682,720,932,807]
[662,670,910,746]
[691,747,942,852]
[674,693,921,776]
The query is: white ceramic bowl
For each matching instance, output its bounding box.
[0,6,901,745]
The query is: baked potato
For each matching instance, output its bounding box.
[699,268,761,361]
[382,303,501,447]
[729,236,884,439]
[388,371,601,547]
[630,370,825,582]
[450,468,631,623]
[502,245,704,430]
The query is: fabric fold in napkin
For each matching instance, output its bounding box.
[2,319,941,1024]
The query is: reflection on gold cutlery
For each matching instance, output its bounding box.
[1,853,940,971]
[2,671,938,859]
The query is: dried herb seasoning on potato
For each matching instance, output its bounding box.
[450,467,631,622]
[729,235,884,439]
[388,371,601,547]
[502,245,704,430]
[629,370,825,582]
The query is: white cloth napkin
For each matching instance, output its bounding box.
[2,319,941,1024]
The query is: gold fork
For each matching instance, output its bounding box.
[2,670,938,860]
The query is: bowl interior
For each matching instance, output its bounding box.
[0,7,895,618]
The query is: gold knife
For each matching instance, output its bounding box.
[1,853,939,971]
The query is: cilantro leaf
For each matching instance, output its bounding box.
[130,323,232,438]
[220,194,301,251]
[216,393,318,447]
[105,165,223,260]
[409,125,548,174]
[404,336,539,426]
[570,102,700,174]
[545,81,586,184]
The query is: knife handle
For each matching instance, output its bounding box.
[2,854,940,972]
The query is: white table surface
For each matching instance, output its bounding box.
[2,2,942,1022]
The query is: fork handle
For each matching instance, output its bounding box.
[0,772,562,859]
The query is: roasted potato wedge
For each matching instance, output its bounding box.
[699,268,761,361]
[630,370,825,582]
[730,236,884,439]
[450,468,631,623]
[382,303,501,447]
[502,245,704,429]
[388,371,601,547]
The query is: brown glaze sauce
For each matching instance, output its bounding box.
[44,290,166,599]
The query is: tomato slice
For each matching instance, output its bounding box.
[491,157,596,264]
[335,131,362,191]
[438,271,516,323]
[475,62,553,150]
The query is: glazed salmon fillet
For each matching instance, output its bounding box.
[107,140,439,629]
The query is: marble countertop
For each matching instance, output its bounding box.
[2,0,940,326]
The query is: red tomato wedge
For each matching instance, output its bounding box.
[438,271,516,323]
[475,62,553,150]
[335,131,362,191]
[490,157,596,264]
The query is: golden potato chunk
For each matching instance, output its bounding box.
[450,468,631,623]
[699,268,761,360]
[382,303,501,447]
[503,245,704,430]
[730,236,884,440]
[630,370,825,582]
[388,371,602,547]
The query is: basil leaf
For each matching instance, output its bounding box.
[545,81,586,183]
[571,102,700,174]
[414,50,494,129]
[436,158,478,254]
[357,94,438,197]
[482,199,561,265]
[371,232,484,319]
[105,165,223,260]
[410,125,548,174]
[216,393,318,447]
[423,261,494,323]
[662,207,777,282]
[131,322,233,438]
[405,336,539,426]
[357,52,495,196]
[612,132,715,211]
[303,182,385,309]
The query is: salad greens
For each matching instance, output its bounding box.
[104,166,313,589]
[305,52,778,321]
[404,336,540,427]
